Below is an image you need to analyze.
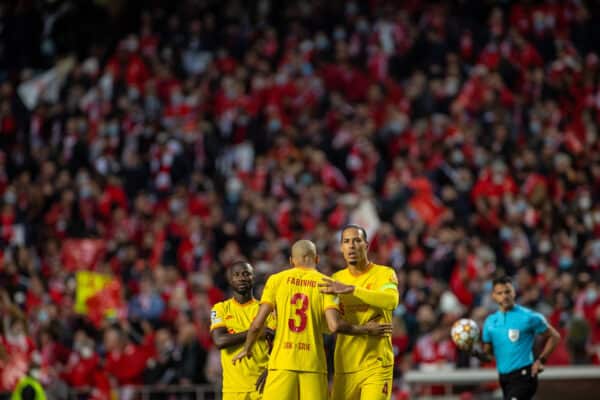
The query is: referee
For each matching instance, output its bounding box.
[474,276,560,400]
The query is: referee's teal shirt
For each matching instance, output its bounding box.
[482,304,549,374]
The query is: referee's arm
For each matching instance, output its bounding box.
[472,318,494,362]
[471,342,494,363]
[532,324,561,376]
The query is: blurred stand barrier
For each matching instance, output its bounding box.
[60,385,222,400]
[70,385,221,400]
[404,366,600,400]
[3,368,600,400]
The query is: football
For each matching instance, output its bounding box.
[451,318,480,350]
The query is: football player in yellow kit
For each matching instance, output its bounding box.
[232,240,392,400]
[320,225,399,400]
[210,261,275,400]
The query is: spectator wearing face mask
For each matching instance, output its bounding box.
[61,330,99,388]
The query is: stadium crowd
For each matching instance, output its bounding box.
[2,0,600,398]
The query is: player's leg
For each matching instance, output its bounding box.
[297,372,328,400]
[262,370,299,400]
[359,366,393,400]
[330,372,360,400]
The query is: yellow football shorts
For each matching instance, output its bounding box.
[262,369,327,400]
[222,391,262,400]
[331,366,393,400]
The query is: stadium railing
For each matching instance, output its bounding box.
[403,366,600,399]
[66,384,222,400]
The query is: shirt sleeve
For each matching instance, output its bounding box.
[323,293,340,312]
[482,318,491,343]
[382,267,399,289]
[530,312,549,335]
[351,267,399,310]
[260,275,277,307]
[209,302,225,331]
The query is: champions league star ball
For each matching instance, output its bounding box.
[451,318,480,349]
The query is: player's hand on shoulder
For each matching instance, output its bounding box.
[319,278,354,294]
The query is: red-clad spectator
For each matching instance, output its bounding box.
[103,325,154,387]
[0,318,35,391]
[412,325,457,396]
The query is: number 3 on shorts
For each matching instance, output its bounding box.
[288,293,309,332]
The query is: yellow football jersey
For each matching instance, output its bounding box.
[210,298,276,393]
[260,267,339,373]
[332,263,398,373]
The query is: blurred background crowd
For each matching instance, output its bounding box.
[2,0,600,398]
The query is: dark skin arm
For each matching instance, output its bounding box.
[232,303,273,364]
[211,328,248,350]
[213,326,272,393]
[255,369,268,394]
[211,326,275,350]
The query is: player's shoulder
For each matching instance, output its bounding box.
[311,269,330,280]
[331,268,348,280]
[298,268,330,287]
[266,269,287,282]
[371,263,395,275]
[213,297,233,310]
[212,298,231,310]
[371,263,397,281]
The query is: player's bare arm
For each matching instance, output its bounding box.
[319,278,399,310]
[211,327,275,350]
[255,369,268,393]
[232,302,273,364]
[325,308,392,336]
[319,278,355,294]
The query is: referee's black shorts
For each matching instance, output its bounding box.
[498,364,538,400]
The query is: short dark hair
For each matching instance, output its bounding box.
[492,276,512,287]
[227,261,253,279]
[229,260,252,270]
[340,224,368,242]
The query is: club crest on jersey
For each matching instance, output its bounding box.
[508,329,519,342]
[211,310,222,324]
